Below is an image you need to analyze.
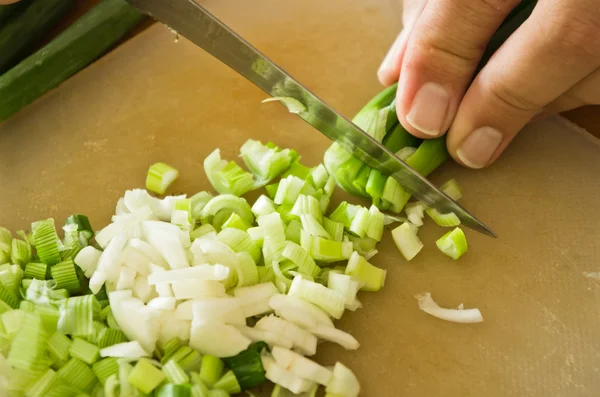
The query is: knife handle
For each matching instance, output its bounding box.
[474,0,537,78]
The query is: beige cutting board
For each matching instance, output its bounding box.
[1,0,599,396]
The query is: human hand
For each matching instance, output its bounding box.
[378,0,600,168]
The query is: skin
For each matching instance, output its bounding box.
[378,0,600,169]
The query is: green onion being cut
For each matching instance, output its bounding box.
[57,357,97,392]
[51,259,80,295]
[213,370,241,394]
[128,358,166,394]
[204,149,256,197]
[391,222,423,261]
[31,219,62,266]
[240,139,294,185]
[288,276,345,319]
[163,360,190,384]
[57,295,99,337]
[396,146,417,160]
[69,337,100,365]
[426,208,461,227]
[404,202,427,226]
[262,96,307,114]
[24,262,47,280]
[92,357,119,386]
[440,179,463,201]
[345,252,386,292]
[199,354,224,387]
[365,205,384,241]
[436,227,468,260]
[382,177,411,213]
[221,341,269,391]
[365,169,386,206]
[10,238,31,266]
[404,136,449,177]
[146,162,179,195]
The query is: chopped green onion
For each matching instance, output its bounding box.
[235,252,260,287]
[282,242,320,279]
[258,213,287,265]
[172,198,194,231]
[24,262,47,280]
[282,160,312,180]
[396,146,417,160]
[128,358,166,393]
[291,195,322,223]
[200,194,255,230]
[328,202,358,229]
[213,371,241,394]
[217,228,261,264]
[365,205,384,241]
[325,362,360,397]
[222,212,252,231]
[65,214,94,245]
[348,207,370,238]
[59,224,82,260]
[284,220,302,245]
[100,341,150,359]
[190,224,217,241]
[8,312,49,372]
[262,96,307,114]
[162,337,184,361]
[265,183,279,200]
[191,191,214,222]
[309,164,329,189]
[162,345,193,365]
[436,227,468,260]
[2,309,24,337]
[240,139,294,184]
[204,149,255,197]
[322,218,343,242]
[221,341,269,391]
[382,177,411,213]
[163,360,190,384]
[404,202,427,226]
[208,390,230,397]
[300,214,331,239]
[391,222,423,261]
[0,283,20,309]
[328,272,360,309]
[440,179,463,201]
[57,295,99,337]
[271,346,332,386]
[274,176,304,206]
[199,354,224,387]
[11,238,31,266]
[32,219,62,266]
[48,332,72,363]
[426,208,461,227]
[57,357,97,392]
[301,231,352,263]
[179,350,203,372]
[345,252,386,292]
[92,357,119,385]
[69,337,100,364]
[288,276,345,319]
[0,227,12,254]
[51,259,80,295]
[251,195,276,218]
[146,162,180,195]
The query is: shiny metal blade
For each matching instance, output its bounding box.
[126,0,496,237]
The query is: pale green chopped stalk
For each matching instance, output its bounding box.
[172,198,194,231]
[34,304,60,335]
[59,223,82,260]
[221,212,252,231]
[272,260,294,292]
[24,368,57,397]
[282,160,312,180]
[440,179,463,201]
[0,248,9,266]
[32,219,62,266]
[192,383,210,397]
[325,362,360,397]
[0,227,12,254]
[426,208,461,227]
[240,139,294,184]
[274,175,304,207]
[348,207,370,238]
[191,192,214,222]
[396,146,417,160]
[163,360,190,384]
[199,355,224,387]
[282,241,320,279]
[162,345,193,365]
[217,228,261,264]
[247,227,264,248]
[404,202,427,226]
[69,337,100,364]
[96,328,128,349]
[436,227,468,260]
[48,332,72,362]
[146,162,179,195]
[328,272,360,307]
[328,202,359,228]
[10,237,31,266]
[204,149,256,197]
[162,337,184,362]
[291,195,322,223]
[323,218,344,242]
[190,224,217,241]
[235,252,260,287]
[127,358,166,394]
[2,309,24,337]
[179,350,203,372]
[272,384,318,397]
[208,390,231,397]
[300,214,331,239]
[25,279,67,307]
[24,262,47,280]
[345,252,386,292]
[258,213,287,265]
[51,259,80,295]
[310,164,329,189]
[201,194,255,231]
[284,220,302,245]
[6,367,47,394]
[58,295,99,337]
[8,312,49,371]
[213,370,241,394]
[382,177,411,213]
[57,357,97,392]
[366,205,384,241]
[288,275,345,319]
[92,357,119,386]
[301,231,352,263]
[391,222,423,261]
[262,96,307,113]
[252,195,276,217]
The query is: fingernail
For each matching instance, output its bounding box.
[405,82,451,136]
[378,31,406,85]
[456,127,503,169]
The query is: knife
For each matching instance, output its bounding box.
[125,0,535,238]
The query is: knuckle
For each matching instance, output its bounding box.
[487,80,540,113]
[544,6,600,62]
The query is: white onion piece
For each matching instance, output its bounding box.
[233,282,278,318]
[147,297,177,311]
[192,297,245,326]
[235,325,293,350]
[263,353,316,394]
[583,272,600,280]
[189,321,251,357]
[89,236,126,294]
[268,294,333,329]
[271,346,333,386]
[108,291,160,354]
[414,292,483,323]
[309,324,359,350]
[325,362,360,397]
[127,238,168,269]
[100,341,150,359]
[149,264,174,298]
[116,267,136,290]
[256,315,317,356]
[132,277,154,303]
[147,264,229,285]
[159,311,191,345]
[74,246,102,278]
[141,221,189,269]
[171,280,227,300]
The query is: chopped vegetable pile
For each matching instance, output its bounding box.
[0,85,480,396]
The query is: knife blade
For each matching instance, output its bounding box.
[125,0,505,237]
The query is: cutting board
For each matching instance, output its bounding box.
[1,0,599,396]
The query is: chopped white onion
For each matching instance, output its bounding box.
[414,292,483,323]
